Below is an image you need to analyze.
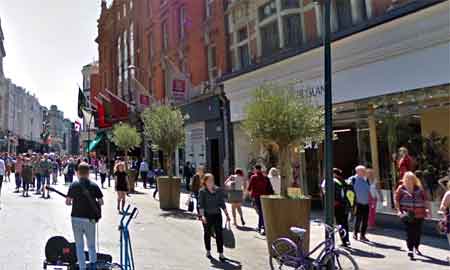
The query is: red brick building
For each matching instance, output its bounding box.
[96,0,229,110]
[96,0,232,180]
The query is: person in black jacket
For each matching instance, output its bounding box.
[321,168,354,247]
[198,173,231,262]
[66,163,104,270]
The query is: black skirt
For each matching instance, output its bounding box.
[115,172,129,192]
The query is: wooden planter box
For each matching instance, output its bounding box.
[261,196,311,255]
[157,176,181,210]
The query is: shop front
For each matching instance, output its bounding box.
[224,1,449,214]
[180,94,230,186]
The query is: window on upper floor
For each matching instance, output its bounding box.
[258,0,277,21]
[283,14,302,48]
[335,0,353,31]
[207,45,217,80]
[162,21,169,50]
[238,44,250,69]
[179,6,187,41]
[206,0,214,18]
[237,27,247,43]
[260,21,279,57]
[130,0,133,10]
[123,3,127,17]
[129,23,135,77]
[281,0,300,10]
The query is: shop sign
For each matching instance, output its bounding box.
[172,79,187,104]
[293,82,325,106]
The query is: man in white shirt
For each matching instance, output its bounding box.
[139,160,150,189]
[0,157,6,196]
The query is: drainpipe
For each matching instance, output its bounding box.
[218,86,233,178]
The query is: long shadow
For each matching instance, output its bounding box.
[364,240,403,251]
[209,257,242,270]
[235,226,256,232]
[414,253,450,266]
[343,247,385,259]
[159,209,198,221]
[370,228,448,250]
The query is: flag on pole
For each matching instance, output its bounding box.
[78,87,88,118]
[74,120,81,132]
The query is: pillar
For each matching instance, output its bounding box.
[368,104,380,181]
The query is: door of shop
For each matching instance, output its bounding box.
[209,139,221,186]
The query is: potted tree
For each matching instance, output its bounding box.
[142,105,185,210]
[243,83,323,254]
[112,123,142,193]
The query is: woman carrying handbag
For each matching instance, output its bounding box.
[395,171,431,260]
[224,168,246,227]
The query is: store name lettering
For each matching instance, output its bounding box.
[294,84,325,98]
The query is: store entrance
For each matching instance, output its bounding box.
[333,127,359,178]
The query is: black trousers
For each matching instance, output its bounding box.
[185,176,191,191]
[335,205,350,243]
[100,173,106,186]
[405,218,423,251]
[203,213,224,253]
[141,172,148,188]
[254,197,265,231]
[354,203,369,237]
[0,175,3,196]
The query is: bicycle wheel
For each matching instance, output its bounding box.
[319,249,359,270]
[269,238,299,270]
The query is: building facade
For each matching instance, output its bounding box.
[222,0,449,217]
[47,105,65,153]
[96,0,231,182]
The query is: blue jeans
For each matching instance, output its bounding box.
[71,217,97,270]
[36,174,42,191]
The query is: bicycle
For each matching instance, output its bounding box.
[269,221,359,270]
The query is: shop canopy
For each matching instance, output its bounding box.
[85,133,104,152]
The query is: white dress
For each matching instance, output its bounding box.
[269,175,281,195]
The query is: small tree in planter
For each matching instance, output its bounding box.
[142,105,185,209]
[243,83,323,255]
[112,123,142,192]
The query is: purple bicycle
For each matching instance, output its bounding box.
[269,221,358,270]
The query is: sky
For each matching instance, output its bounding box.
[0,0,108,121]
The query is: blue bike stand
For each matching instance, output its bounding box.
[119,205,138,270]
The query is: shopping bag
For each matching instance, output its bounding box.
[222,221,236,249]
[187,197,194,212]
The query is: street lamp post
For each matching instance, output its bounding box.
[323,0,335,269]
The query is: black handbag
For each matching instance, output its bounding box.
[187,196,195,212]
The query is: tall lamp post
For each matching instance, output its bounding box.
[323,0,335,268]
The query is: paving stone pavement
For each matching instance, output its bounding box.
[0,174,449,270]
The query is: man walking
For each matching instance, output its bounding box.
[139,159,150,189]
[15,155,23,193]
[66,162,104,270]
[248,165,273,235]
[183,161,194,191]
[349,165,370,241]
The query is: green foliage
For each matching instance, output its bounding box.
[243,83,323,196]
[112,123,142,154]
[243,83,323,149]
[141,105,185,177]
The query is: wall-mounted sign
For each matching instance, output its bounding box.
[172,79,187,104]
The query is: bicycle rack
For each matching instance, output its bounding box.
[119,205,138,270]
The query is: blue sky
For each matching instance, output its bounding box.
[0,0,106,120]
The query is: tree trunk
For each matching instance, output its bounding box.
[279,145,292,197]
[166,152,173,179]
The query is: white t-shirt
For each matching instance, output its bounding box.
[226,175,245,191]
[269,175,281,195]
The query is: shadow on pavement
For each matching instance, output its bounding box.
[369,228,448,250]
[159,209,198,220]
[344,247,385,259]
[364,240,403,251]
[235,226,256,232]
[209,257,242,270]
[414,253,450,267]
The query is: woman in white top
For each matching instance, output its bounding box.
[224,168,246,226]
[268,168,281,195]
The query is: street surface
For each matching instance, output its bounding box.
[0,175,448,270]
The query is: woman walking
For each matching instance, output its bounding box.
[268,167,281,195]
[22,158,33,197]
[395,171,431,259]
[114,162,129,213]
[224,168,246,226]
[198,173,231,262]
[191,166,205,214]
[98,158,108,189]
